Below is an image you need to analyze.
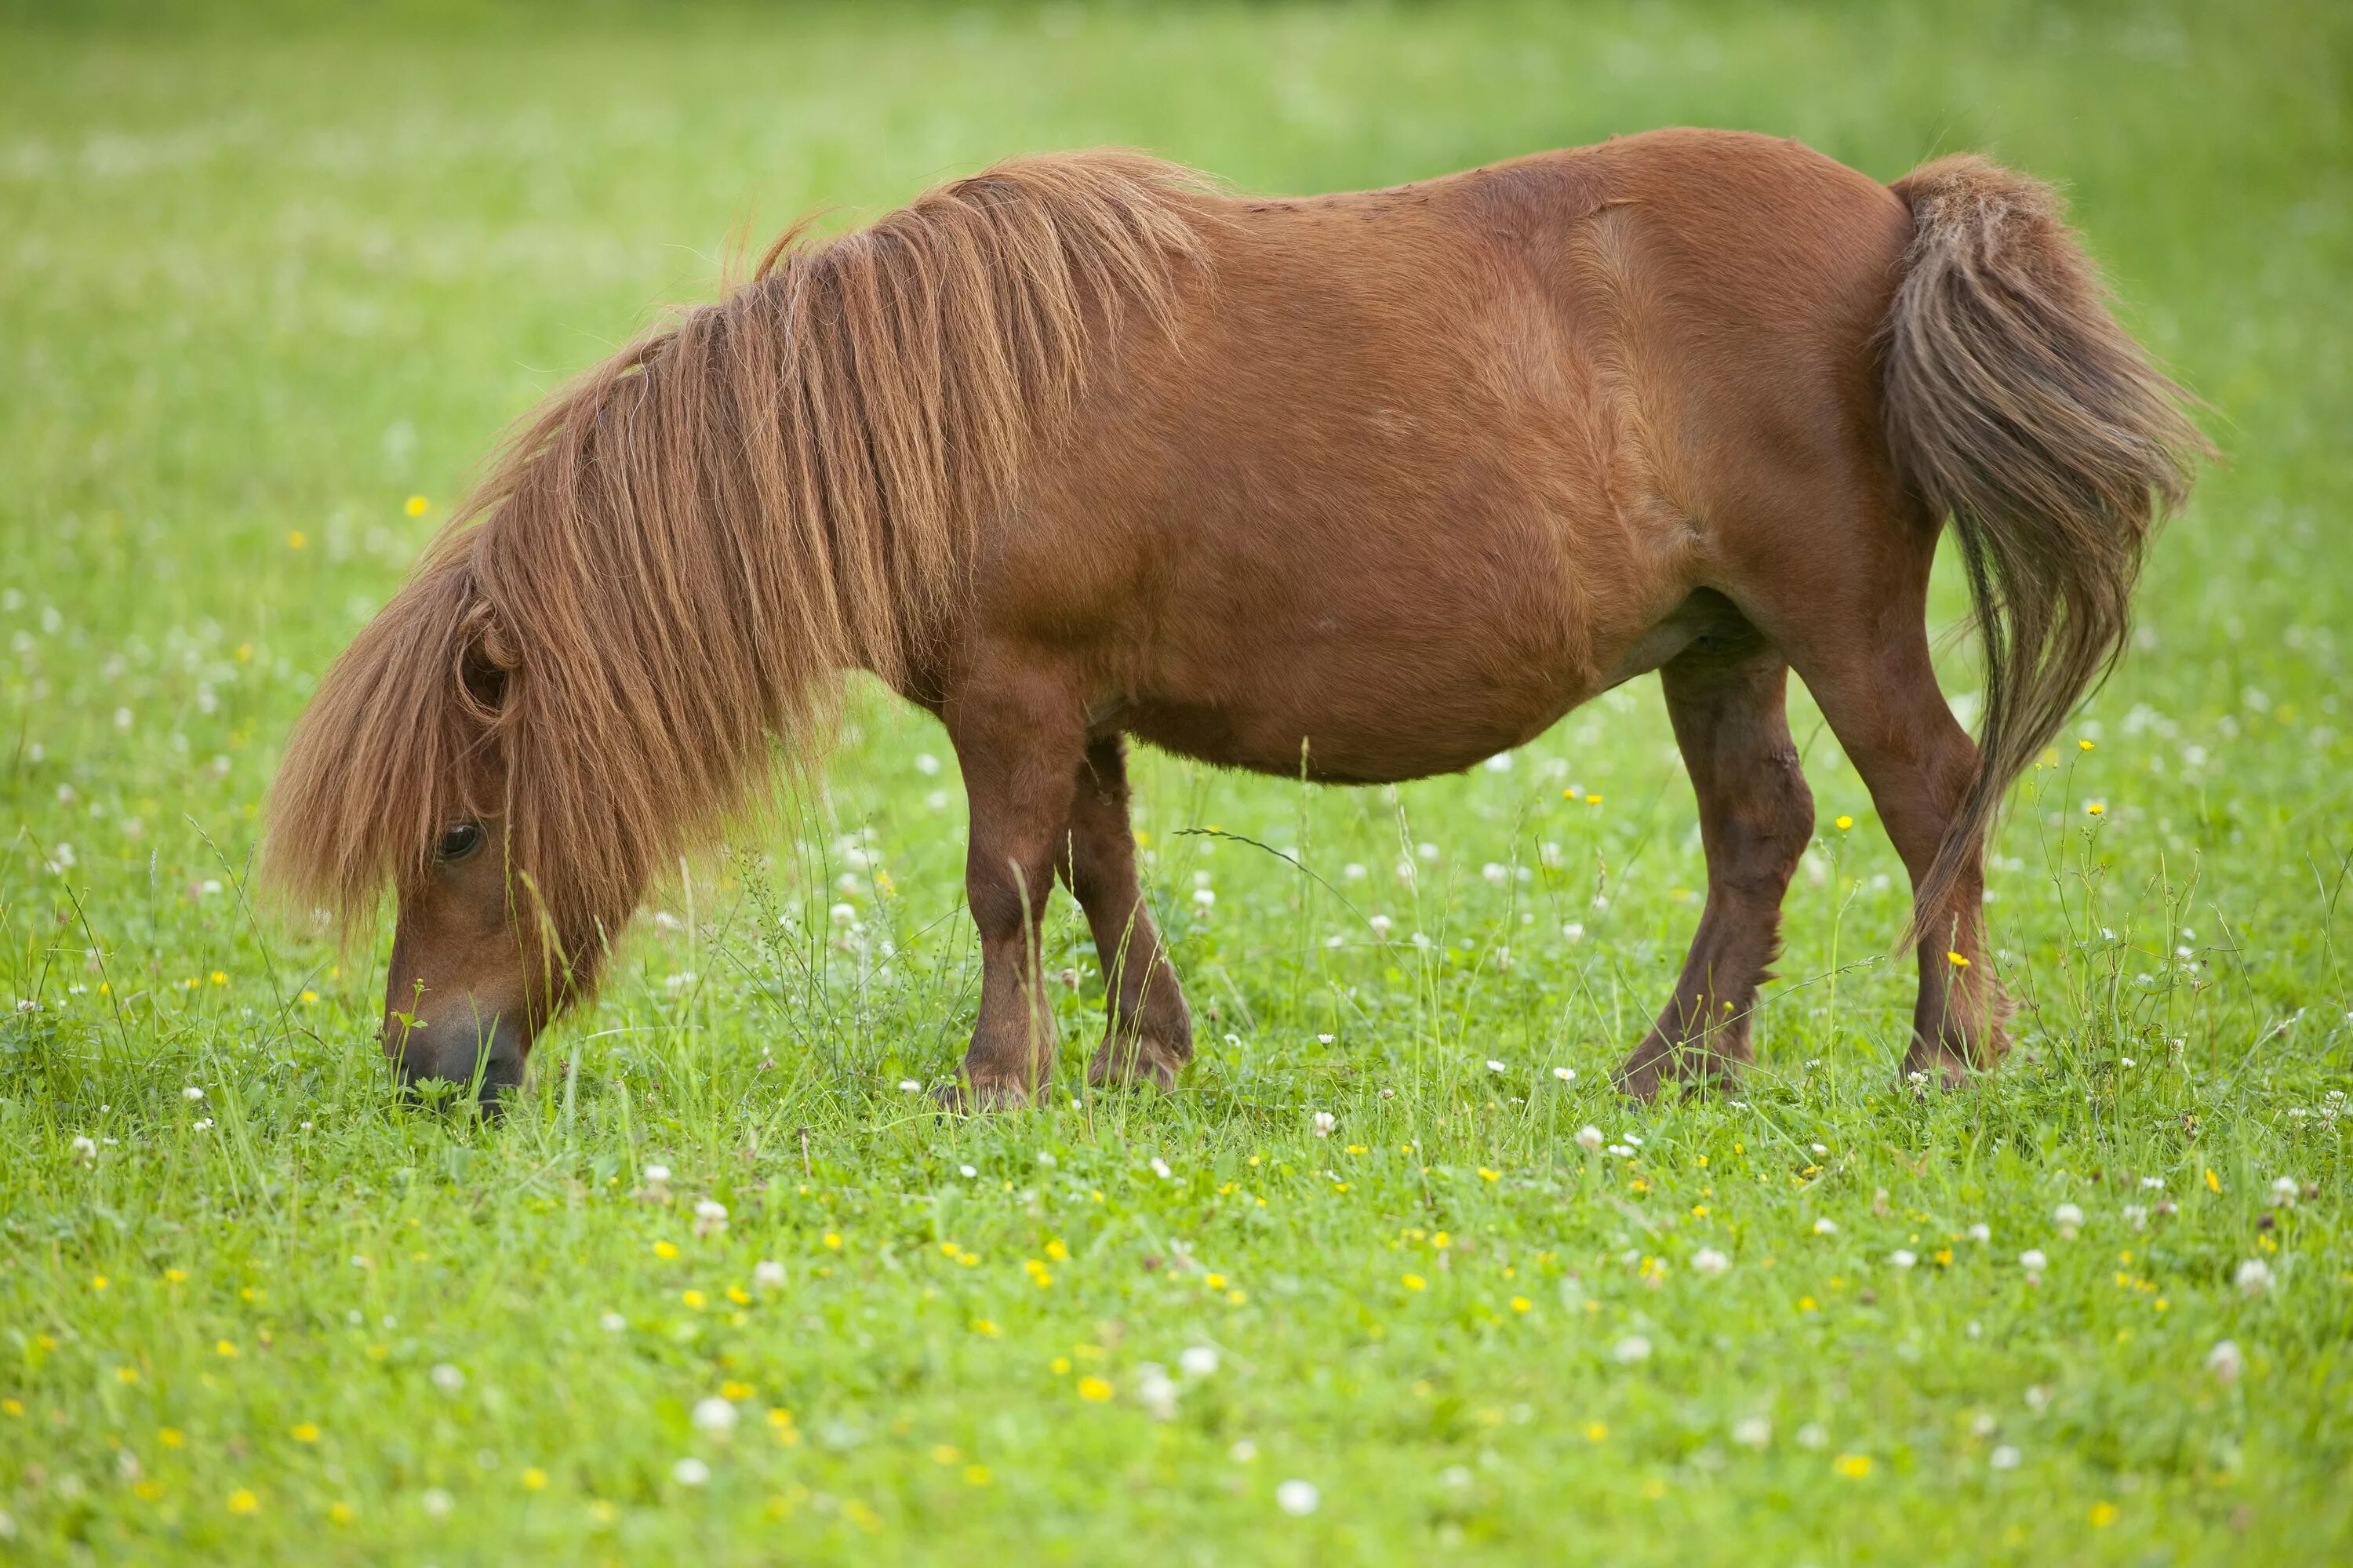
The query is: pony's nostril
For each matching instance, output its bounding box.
[387,1016,526,1112]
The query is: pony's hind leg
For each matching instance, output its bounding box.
[942,668,1088,1109]
[1056,734,1193,1090]
[1756,563,2008,1086]
[1617,633,1813,1100]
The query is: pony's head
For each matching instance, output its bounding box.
[264,550,627,1108]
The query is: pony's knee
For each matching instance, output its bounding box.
[1727,744,1814,890]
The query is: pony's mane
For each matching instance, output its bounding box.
[264,151,1212,966]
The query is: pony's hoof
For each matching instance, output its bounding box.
[1614,1036,1744,1102]
[1087,1033,1185,1092]
[933,1078,1038,1115]
[1898,1051,1976,1093]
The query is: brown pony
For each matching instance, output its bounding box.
[264,130,2202,1111]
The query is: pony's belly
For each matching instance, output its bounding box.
[1114,675,1587,786]
[1107,589,1744,783]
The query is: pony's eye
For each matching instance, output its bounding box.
[436,822,486,863]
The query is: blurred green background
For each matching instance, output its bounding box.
[3,2,2349,1563]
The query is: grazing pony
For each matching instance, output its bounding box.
[265,130,2202,1110]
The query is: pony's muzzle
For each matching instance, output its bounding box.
[385,1010,527,1114]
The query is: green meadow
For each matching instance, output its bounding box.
[2,1,2348,1561]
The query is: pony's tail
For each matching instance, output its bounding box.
[1881,155,2208,946]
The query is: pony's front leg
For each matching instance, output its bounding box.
[1057,733,1192,1090]
[943,671,1086,1110]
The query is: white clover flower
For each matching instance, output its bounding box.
[692,1396,738,1435]
[70,1135,97,1159]
[2269,1177,2299,1208]
[430,1362,465,1393]
[2140,1175,2166,1190]
[1692,1248,1729,1279]
[1311,1111,1336,1137]
[1275,1479,1320,1516]
[1367,915,1393,940]
[599,1312,627,1333]
[672,1457,711,1486]
[1562,921,1585,942]
[1733,1416,1771,1448]
[1796,1422,1827,1450]
[1230,1439,1259,1464]
[2020,1250,2047,1276]
[1989,1445,2021,1471]
[1889,1250,1918,1269]
[2053,1202,2082,1238]
[1486,1059,1506,1073]
[828,902,857,927]
[2205,1340,2243,1384]
[182,1086,205,1102]
[1966,1223,1991,1243]
[1482,862,1509,886]
[2122,1205,2148,1230]
[420,1487,453,1519]
[2235,1258,2273,1297]
[1137,1365,1180,1421]
[1180,1345,1219,1377]
[1813,1218,1838,1236]
[754,1261,786,1290]
[1191,888,1216,909]
[642,1163,671,1184]
[1575,1125,1604,1152]
[694,1199,726,1221]
[1612,1335,1651,1364]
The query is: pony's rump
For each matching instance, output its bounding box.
[1880,155,2207,942]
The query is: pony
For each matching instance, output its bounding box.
[264,130,2203,1111]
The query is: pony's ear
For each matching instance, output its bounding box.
[453,594,518,723]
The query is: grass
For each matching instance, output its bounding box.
[3,1,2350,1561]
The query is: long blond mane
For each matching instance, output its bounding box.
[264,151,1210,967]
